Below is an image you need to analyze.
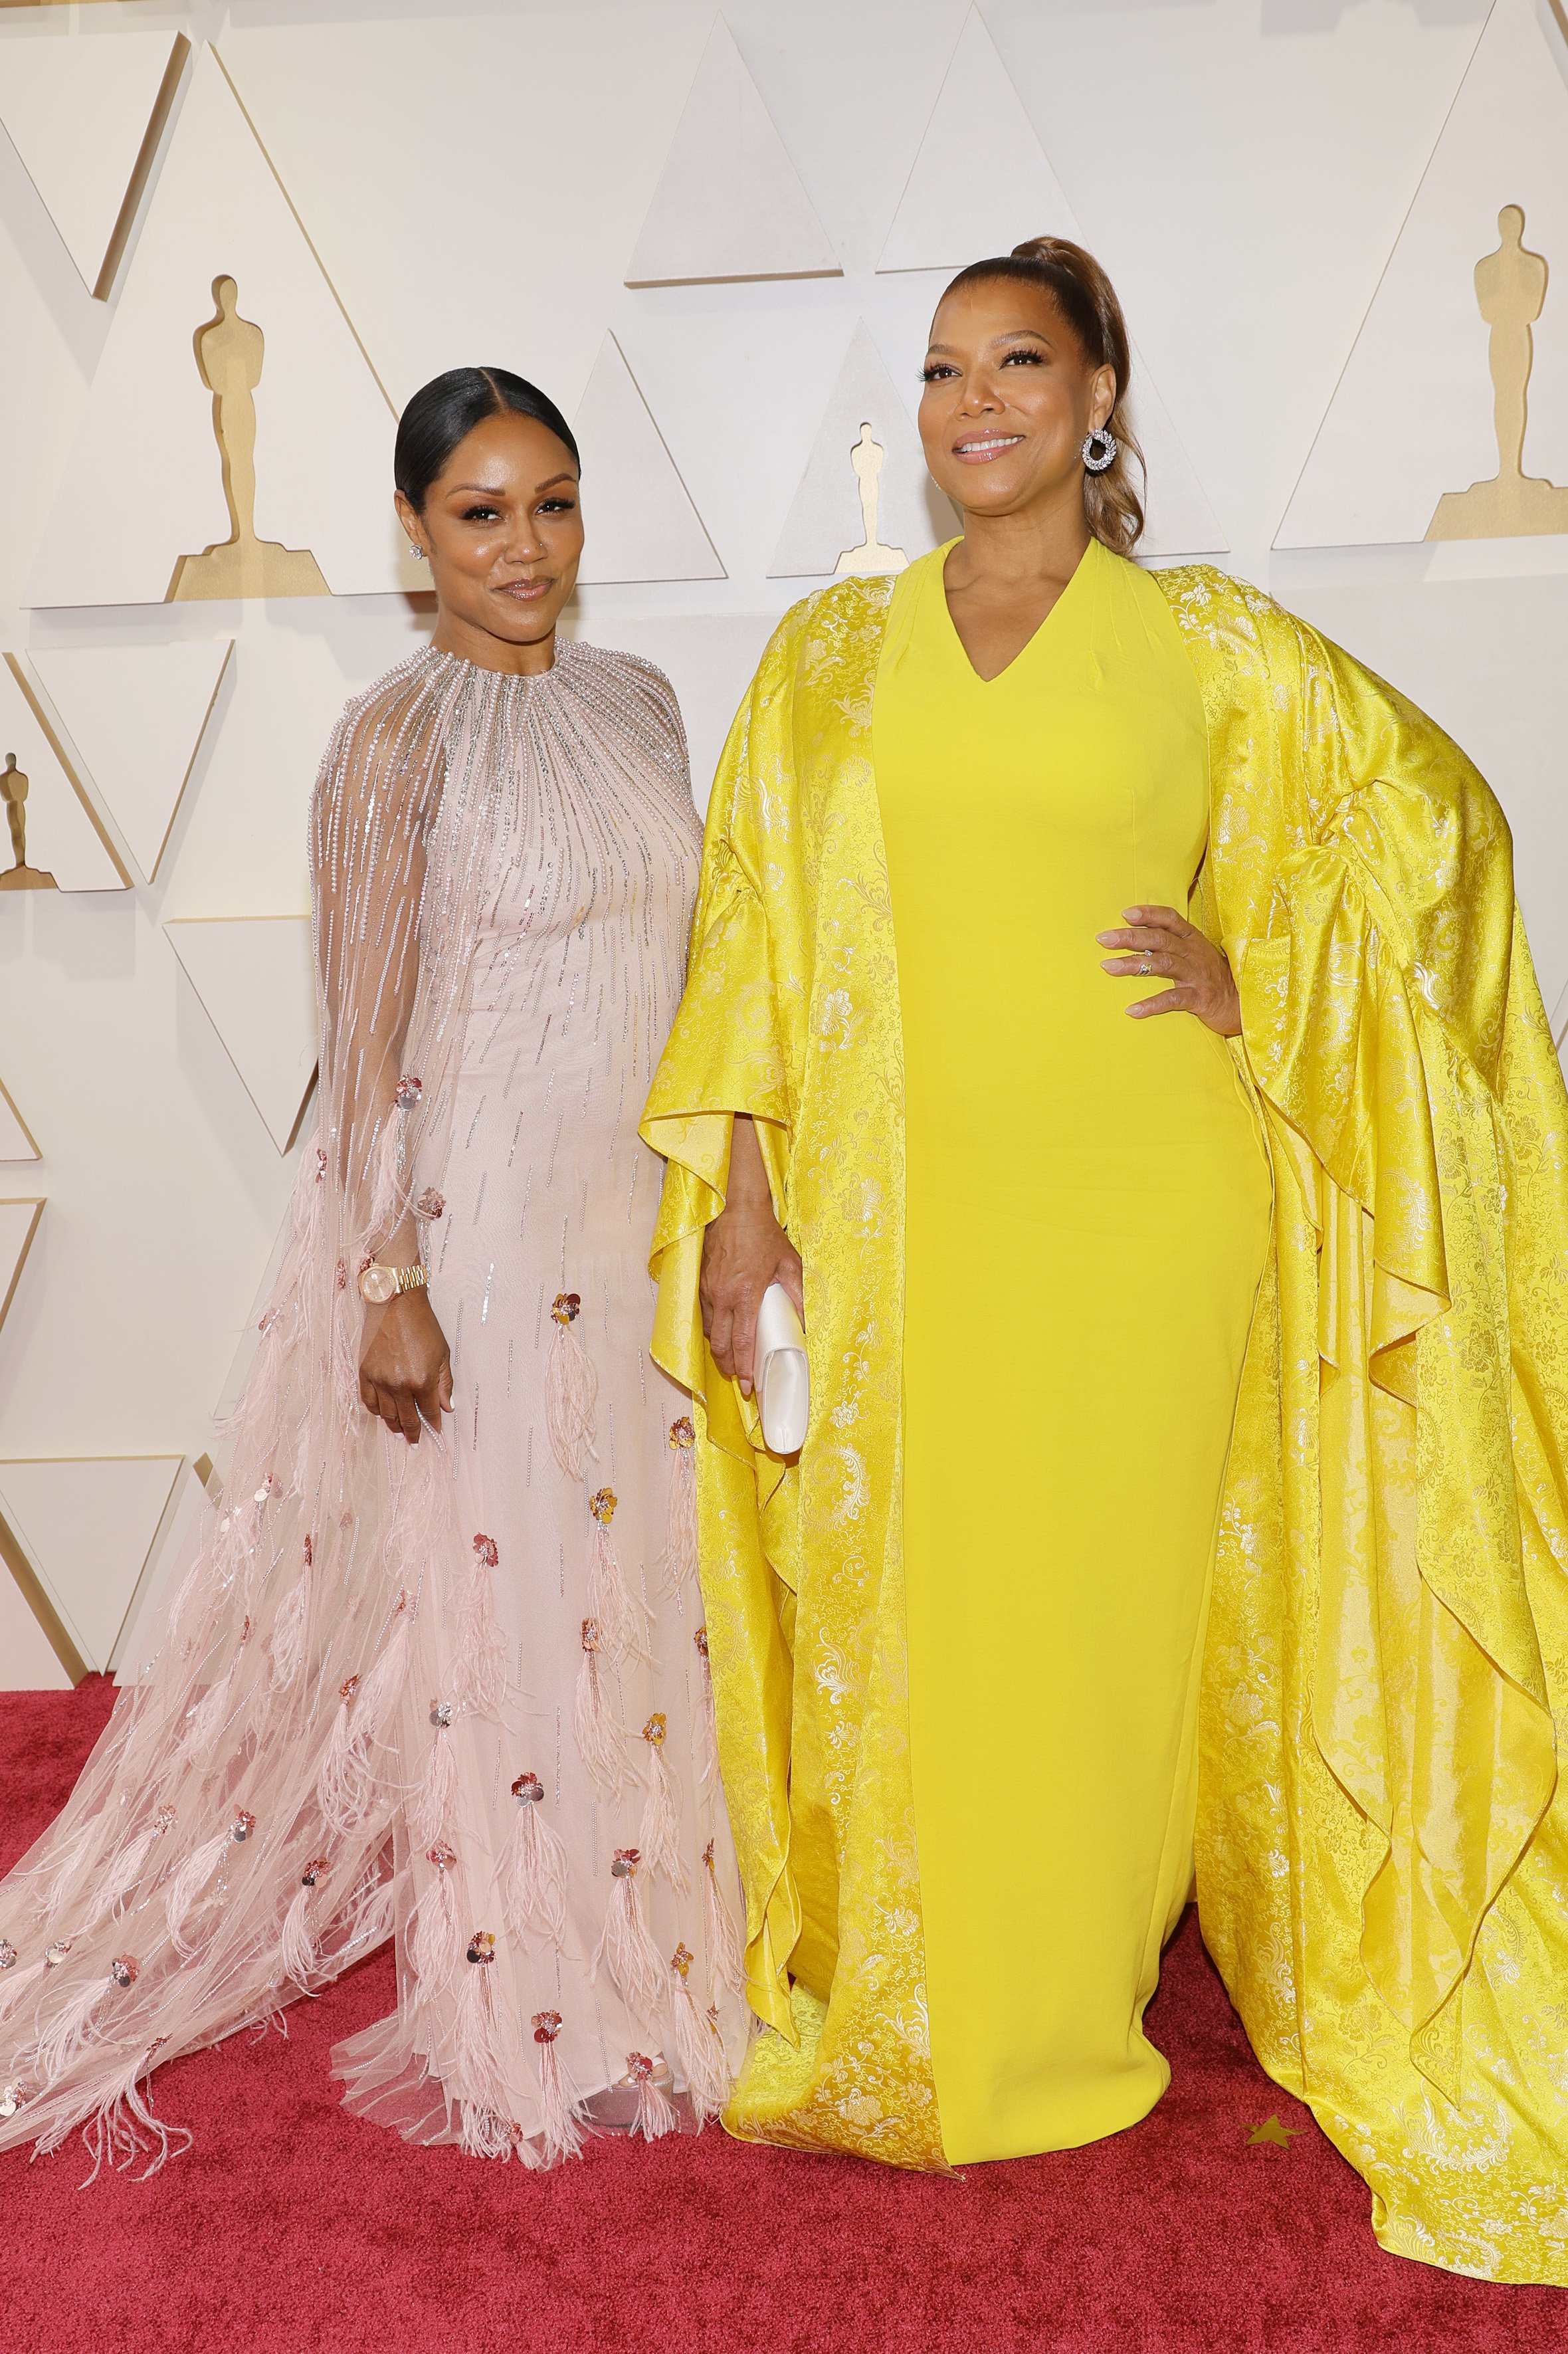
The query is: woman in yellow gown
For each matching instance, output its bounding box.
[880,528,1269,2159]
[643,239,1568,2281]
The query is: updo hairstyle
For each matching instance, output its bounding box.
[394,367,580,512]
[941,237,1145,556]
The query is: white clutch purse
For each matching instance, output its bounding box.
[754,1281,809,1455]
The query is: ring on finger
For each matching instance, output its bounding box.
[1138,956,1152,976]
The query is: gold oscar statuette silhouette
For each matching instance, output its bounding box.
[0,754,56,893]
[167,275,330,600]
[1428,205,1568,540]
[835,421,908,576]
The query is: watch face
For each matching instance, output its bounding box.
[359,1263,398,1305]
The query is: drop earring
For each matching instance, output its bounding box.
[1082,427,1118,475]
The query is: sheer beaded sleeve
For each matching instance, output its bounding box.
[311,679,446,1269]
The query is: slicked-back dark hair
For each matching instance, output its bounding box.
[393,367,580,512]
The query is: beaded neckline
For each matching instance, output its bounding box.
[423,637,577,691]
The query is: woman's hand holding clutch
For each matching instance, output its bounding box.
[701,1114,804,1400]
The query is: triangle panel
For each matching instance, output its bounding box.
[165,914,319,1152]
[0,1080,39,1164]
[626,18,839,286]
[1278,0,1568,548]
[0,1457,183,1675]
[0,1198,44,1333]
[573,333,726,584]
[29,640,233,883]
[877,9,1080,276]
[0,29,185,296]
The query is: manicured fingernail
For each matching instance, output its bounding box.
[1095,931,1117,944]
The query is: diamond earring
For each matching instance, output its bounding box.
[1082,427,1118,474]
[407,542,426,562]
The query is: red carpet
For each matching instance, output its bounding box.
[2,1679,1557,2353]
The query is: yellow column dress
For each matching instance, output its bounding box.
[873,538,1272,2161]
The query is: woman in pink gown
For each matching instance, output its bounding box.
[0,368,747,2173]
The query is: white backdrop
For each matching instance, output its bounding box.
[1,0,1565,1685]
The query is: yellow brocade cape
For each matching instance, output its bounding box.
[640,564,1568,2281]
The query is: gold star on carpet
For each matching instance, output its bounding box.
[1246,2115,1302,2149]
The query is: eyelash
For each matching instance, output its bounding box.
[920,349,1045,382]
[459,498,577,521]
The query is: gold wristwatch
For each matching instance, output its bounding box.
[359,1260,429,1306]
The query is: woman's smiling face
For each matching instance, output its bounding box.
[918,276,1116,521]
[395,407,583,670]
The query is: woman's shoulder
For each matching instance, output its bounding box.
[1143,560,1314,685]
[569,637,680,717]
[316,648,449,792]
[1145,559,1281,629]
[338,645,443,726]
[752,572,905,683]
[1144,574,1300,668]
[564,641,694,792]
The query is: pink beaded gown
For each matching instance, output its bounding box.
[0,639,748,2172]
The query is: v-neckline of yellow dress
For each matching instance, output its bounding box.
[933,532,1101,687]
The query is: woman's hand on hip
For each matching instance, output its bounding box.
[700,1115,805,1398]
[1097,905,1242,1038]
[359,1289,454,1443]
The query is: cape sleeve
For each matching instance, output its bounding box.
[639,612,807,2038]
[310,685,444,1277]
[640,613,800,1457]
[1227,605,1568,2085]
